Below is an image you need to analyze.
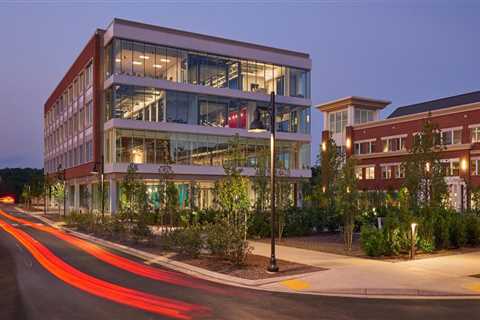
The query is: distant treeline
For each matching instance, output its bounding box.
[0,168,44,201]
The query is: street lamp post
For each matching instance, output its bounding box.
[249,91,279,273]
[91,155,105,219]
[57,164,66,217]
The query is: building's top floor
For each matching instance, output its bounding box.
[317,90,480,138]
[105,18,311,70]
[315,96,390,147]
[315,90,480,159]
[44,18,312,119]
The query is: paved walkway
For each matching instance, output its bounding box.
[251,241,480,296]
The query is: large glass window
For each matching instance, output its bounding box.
[289,68,307,98]
[105,85,310,133]
[441,128,462,145]
[105,38,310,98]
[199,98,227,127]
[471,127,480,143]
[166,91,197,124]
[328,110,348,134]
[354,109,375,124]
[382,137,406,152]
[108,128,309,170]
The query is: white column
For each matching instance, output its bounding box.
[109,178,117,214]
[87,184,93,211]
[74,183,80,211]
[347,105,355,126]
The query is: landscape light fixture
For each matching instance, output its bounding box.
[410,223,418,260]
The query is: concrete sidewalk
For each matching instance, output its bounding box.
[251,241,480,297]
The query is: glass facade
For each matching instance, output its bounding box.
[105,128,310,170]
[105,85,311,134]
[104,38,310,98]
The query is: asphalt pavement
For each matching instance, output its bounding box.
[1,204,480,320]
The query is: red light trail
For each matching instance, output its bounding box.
[0,218,210,319]
[0,196,15,204]
[0,209,228,295]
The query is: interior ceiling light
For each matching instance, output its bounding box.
[160,58,171,63]
[139,55,150,59]
[133,61,142,65]
[153,64,162,68]
[115,58,121,62]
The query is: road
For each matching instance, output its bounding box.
[0,204,479,320]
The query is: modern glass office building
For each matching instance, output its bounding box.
[43,18,312,213]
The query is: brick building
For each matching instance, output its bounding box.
[316,91,480,210]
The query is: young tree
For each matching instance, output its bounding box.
[119,164,149,223]
[276,163,293,241]
[252,148,270,213]
[316,137,343,231]
[156,165,176,229]
[51,182,65,215]
[214,134,251,236]
[165,181,179,229]
[21,184,33,209]
[336,157,359,252]
[403,117,448,210]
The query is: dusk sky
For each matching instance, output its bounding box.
[0,0,478,169]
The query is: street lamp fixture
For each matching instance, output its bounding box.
[249,91,279,273]
[91,156,105,219]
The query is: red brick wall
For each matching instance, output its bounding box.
[351,106,480,190]
[44,31,103,179]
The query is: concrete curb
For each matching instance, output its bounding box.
[14,207,480,300]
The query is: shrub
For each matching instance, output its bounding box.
[205,220,252,265]
[205,221,230,256]
[465,214,480,246]
[360,225,385,257]
[449,214,466,248]
[65,210,96,233]
[432,210,451,250]
[248,210,270,238]
[283,207,315,237]
[171,225,203,257]
[417,237,435,253]
[227,229,252,266]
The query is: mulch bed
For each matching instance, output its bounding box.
[133,241,324,280]
[173,254,325,280]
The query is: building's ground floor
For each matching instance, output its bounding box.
[46,171,307,215]
[358,175,477,212]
